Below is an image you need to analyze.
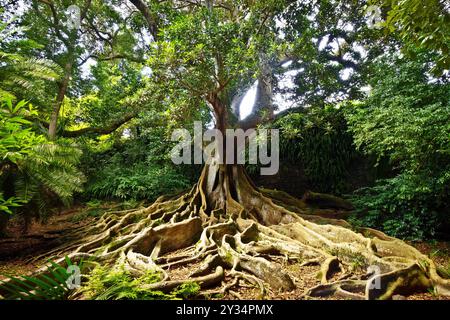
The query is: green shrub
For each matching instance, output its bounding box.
[0,98,85,233]
[82,265,199,300]
[80,117,201,201]
[349,174,445,240]
[346,52,449,240]
[86,164,191,201]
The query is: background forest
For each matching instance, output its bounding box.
[0,0,449,301]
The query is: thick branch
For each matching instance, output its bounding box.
[238,104,306,130]
[61,112,137,137]
[78,53,145,67]
[129,0,158,39]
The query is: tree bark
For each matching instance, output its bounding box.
[0,168,15,237]
[238,52,275,130]
[48,60,73,140]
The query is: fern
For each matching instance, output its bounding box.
[86,164,189,201]
[0,256,83,300]
[82,265,199,300]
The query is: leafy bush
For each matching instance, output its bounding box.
[82,265,199,300]
[81,117,200,201]
[346,52,450,240]
[86,163,191,201]
[349,174,445,240]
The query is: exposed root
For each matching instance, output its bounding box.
[2,164,449,300]
[320,257,340,284]
[303,279,367,300]
[366,263,431,300]
[141,266,224,293]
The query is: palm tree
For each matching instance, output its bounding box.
[0,98,85,235]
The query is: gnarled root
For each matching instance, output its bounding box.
[3,164,448,300]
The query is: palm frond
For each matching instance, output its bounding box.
[17,142,86,206]
[0,256,83,300]
[0,16,61,98]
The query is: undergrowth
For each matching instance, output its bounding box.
[81,265,200,300]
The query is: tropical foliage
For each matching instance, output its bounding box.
[82,265,200,300]
[374,0,450,74]
[275,106,361,194]
[0,256,83,300]
[0,98,84,233]
[346,51,450,239]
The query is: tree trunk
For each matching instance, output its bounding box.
[48,60,73,140]
[0,168,16,237]
[238,52,275,130]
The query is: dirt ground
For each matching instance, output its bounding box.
[0,205,449,300]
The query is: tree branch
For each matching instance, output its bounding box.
[90,53,145,63]
[27,112,137,138]
[129,0,159,39]
[237,104,306,130]
[36,0,70,48]
[61,112,136,137]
